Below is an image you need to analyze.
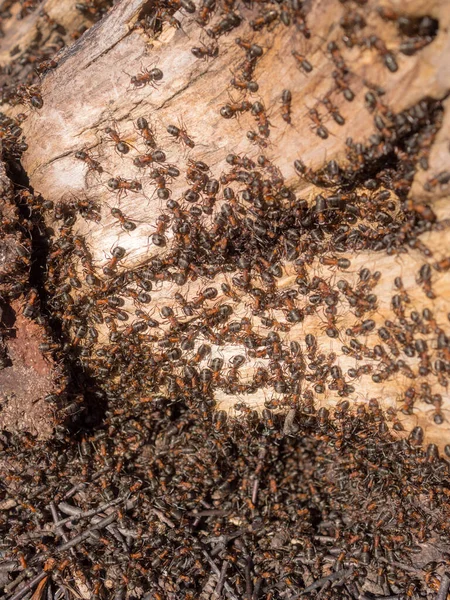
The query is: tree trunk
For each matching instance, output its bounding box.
[1,0,450,449]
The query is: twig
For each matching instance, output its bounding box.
[288,568,352,598]
[188,509,230,517]
[436,573,450,600]
[251,478,259,506]
[244,556,253,599]
[212,560,229,598]
[56,512,117,551]
[49,503,70,545]
[152,508,175,528]
[8,572,47,600]
[54,495,126,528]
[3,569,36,595]
[202,550,239,600]
[0,561,19,573]
[57,503,82,517]
[378,557,418,574]
[62,467,111,499]
[252,578,262,600]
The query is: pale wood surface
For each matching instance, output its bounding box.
[8,0,450,447]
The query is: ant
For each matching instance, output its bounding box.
[291,50,313,73]
[251,101,270,138]
[281,89,292,124]
[196,0,216,26]
[103,246,126,276]
[110,207,137,231]
[247,130,269,148]
[133,150,167,168]
[129,65,163,89]
[167,119,195,149]
[107,177,142,201]
[220,99,252,119]
[191,41,219,60]
[104,125,132,155]
[135,117,157,148]
[321,94,345,125]
[308,108,328,139]
[75,149,103,174]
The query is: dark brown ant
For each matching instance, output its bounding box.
[23,288,39,319]
[191,41,219,60]
[424,171,450,191]
[281,89,292,124]
[151,165,180,180]
[327,41,347,72]
[376,6,398,22]
[133,150,167,168]
[250,10,278,31]
[291,50,313,73]
[75,149,103,174]
[135,117,157,148]
[221,282,240,302]
[103,246,126,276]
[235,37,262,54]
[149,174,171,200]
[151,214,170,246]
[405,199,436,222]
[363,35,398,72]
[35,58,58,75]
[206,13,241,38]
[192,287,218,307]
[321,94,345,125]
[433,257,450,272]
[69,194,101,222]
[104,126,131,154]
[417,263,435,299]
[226,153,256,170]
[308,108,328,139]
[399,36,434,56]
[107,177,142,195]
[247,130,269,148]
[110,207,137,232]
[230,77,259,92]
[134,309,160,328]
[319,256,351,269]
[14,83,43,108]
[170,0,196,13]
[167,122,195,148]
[332,70,355,101]
[196,0,216,26]
[220,100,252,119]
[251,100,270,138]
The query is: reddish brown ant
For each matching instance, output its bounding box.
[135,117,157,148]
[75,149,103,174]
[191,41,219,60]
[110,207,137,232]
[167,120,195,149]
[103,246,126,276]
[308,108,328,139]
[321,94,345,125]
[220,99,252,119]
[196,0,216,26]
[291,50,313,73]
[107,177,142,200]
[129,65,164,89]
[104,126,132,155]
